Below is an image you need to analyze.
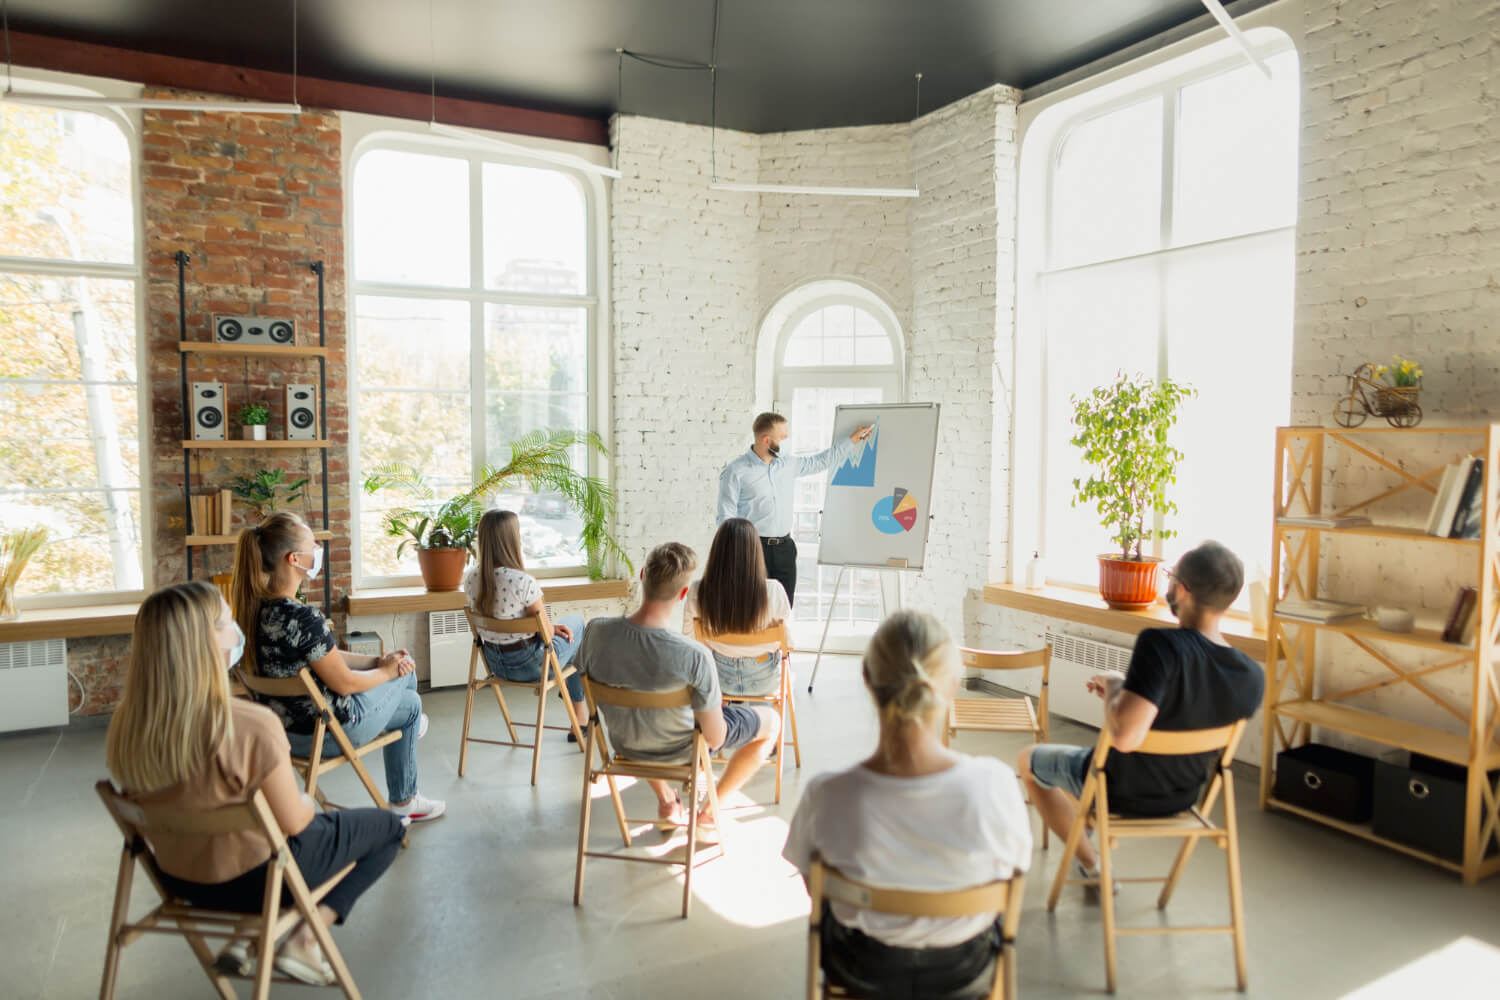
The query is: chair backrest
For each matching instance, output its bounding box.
[210,573,234,605]
[692,618,790,651]
[96,780,285,853]
[464,607,554,644]
[1091,718,1244,763]
[583,677,694,711]
[233,665,330,712]
[958,644,1051,676]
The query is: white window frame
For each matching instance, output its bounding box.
[1,72,150,610]
[345,120,610,588]
[1010,24,1299,586]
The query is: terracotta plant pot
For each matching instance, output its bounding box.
[1097,555,1163,611]
[417,547,468,592]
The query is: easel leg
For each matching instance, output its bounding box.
[808,566,845,694]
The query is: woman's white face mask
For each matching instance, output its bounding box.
[294,546,323,580]
[226,622,246,669]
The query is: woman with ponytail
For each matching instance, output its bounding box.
[781,610,1032,999]
[108,582,405,984]
[231,512,444,822]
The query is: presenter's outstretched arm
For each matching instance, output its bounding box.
[792,424,874,477]
[716,464,741,527]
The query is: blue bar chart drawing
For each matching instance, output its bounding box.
[830,424,879,487]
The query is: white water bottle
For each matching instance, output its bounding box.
[1025,551,1046,590]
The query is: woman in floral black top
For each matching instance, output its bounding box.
[232,512,445,822]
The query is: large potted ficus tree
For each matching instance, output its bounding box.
[1071,372,1196,610]
[363,429,630,592]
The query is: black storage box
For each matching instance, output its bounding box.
[1372,752,1498,863]
[1274,743,1376,822]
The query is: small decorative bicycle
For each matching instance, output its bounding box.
[1332,362,1422,428]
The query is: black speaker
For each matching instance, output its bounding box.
[191,382,226,440]
[213,314,295,346]
[285,384,317,440]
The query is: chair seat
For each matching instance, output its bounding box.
[291,728,402,774]
[949,697,1038,732]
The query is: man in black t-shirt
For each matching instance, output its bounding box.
[1017,541,1265,886]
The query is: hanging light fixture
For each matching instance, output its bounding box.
[0,0,304,113]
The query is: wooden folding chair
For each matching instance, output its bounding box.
[458,608,585,785]
[1045,719,1249,993]
[573,677,724,919]
[806,855,1025,1000]
[949,644,1052,845]
[234,667,402,813]
[693,618,801,803]
[96,780,361,1000]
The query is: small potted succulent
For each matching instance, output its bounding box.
[1071,372,1196,610]
[237,401,271,441]
[230,468,309,522]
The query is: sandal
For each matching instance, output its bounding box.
[274,942,336,986]
[214,939,255,976]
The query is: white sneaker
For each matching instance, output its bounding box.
[417,713,429,741]
[391,792,445,823]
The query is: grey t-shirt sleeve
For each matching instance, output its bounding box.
[687,640,722,713]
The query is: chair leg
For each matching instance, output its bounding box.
[1097,810,1118,994]
[773,694,786,804]
[606,773,630,847]
[1046,807,1088,911]
[286,867,362,1000]
[346,748,392,811]
[98,847,135,1000]
[559,672,586,752]
[458,678,478,777]
[305,719,325,799]
[682,755,698,919]
[1223,778,1249,991]
[252,863,283,1000]
[490,682,519,744]
[785,667,802,768]
[1033,738,1049,851]
[178,922,237,1000]
[574,742,595,906]
[529,677,548,786]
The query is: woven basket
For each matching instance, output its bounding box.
[1373,384,1420,416]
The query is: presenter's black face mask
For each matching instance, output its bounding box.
[768,441,780,457]
[1165,578,1180,617]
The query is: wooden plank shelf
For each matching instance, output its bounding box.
[187,531,333,547]
[0,603,139,642]
[182,440,328,450]
[1265,797,1467,874]
[1275,522,1481,545]
[1271,699,1496,767]
[179,342,328,359]
[1272,615,1466,653]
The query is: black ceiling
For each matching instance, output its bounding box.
[7,0,1220,133]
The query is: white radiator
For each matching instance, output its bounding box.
[1045,630,1132,730]
[0,638,69,732]
[427,610,472,689]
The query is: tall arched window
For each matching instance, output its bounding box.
[764,281,903,633]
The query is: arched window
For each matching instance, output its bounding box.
[0,87,144,604]
[763,281,903,633]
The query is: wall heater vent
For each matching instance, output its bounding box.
[0,638,68,732]
[428,610,472,689]
[1044,630,1133,729]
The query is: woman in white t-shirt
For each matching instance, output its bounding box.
[782,610,1033,999]
[682,517,791,696]
[462,509,588,735]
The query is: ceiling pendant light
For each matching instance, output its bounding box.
[0,0,304,113]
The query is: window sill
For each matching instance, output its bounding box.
[345,576,630,616]
[0,603,140,642]
[982,582,1266,662]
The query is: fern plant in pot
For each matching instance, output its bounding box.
[1070,372,1195,610]
[363,430,630,592]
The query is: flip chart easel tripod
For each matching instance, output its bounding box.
[807,557,905,693]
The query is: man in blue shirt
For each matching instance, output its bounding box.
[716,411,873,606]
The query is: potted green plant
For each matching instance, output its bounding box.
[363,429,631,591]
[237,401,271,441]
[1070,372,1196,610]
[230,468,309,522]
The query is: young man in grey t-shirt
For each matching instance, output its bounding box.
[575,541,779,829]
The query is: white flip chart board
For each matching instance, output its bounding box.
[817,402,940,571]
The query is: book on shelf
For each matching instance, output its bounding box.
[1441,586,1478,643]
[1425,457,1474,536]
[1276,514,1373,529]
[187,490,234,537]
[1275,598,1368,623]
[1447,459,1486,540]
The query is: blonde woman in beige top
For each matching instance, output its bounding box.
[106,581,405,985]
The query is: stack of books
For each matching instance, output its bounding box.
[189,489,234,536]
[1425,458,1486,539]
[1441,586,1480,644]
[1276,598,1368,624]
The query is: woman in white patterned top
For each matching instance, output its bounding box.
[462,509,589,736]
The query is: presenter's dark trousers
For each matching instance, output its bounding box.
[760,534,799,606]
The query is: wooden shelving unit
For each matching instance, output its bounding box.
[1261,425,1500,884]
[176,251,333,613]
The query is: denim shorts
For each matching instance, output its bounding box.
[718,703,762,754]
[1028,744,1092,799]
[714,650,781,697]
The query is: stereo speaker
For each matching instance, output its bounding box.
[285,384,318,440]
[191,382,226,440]
[213,314,294,346]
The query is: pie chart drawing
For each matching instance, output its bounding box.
[872,487,920,535]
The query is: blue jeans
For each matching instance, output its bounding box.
[480,614,586,703]
[714,650,781,697]
[288,672,422,804]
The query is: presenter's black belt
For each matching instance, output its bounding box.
[760,535,791,545]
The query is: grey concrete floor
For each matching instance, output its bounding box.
[5,653,1500,999]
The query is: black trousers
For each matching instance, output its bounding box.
[156,809,404,925]
[821,905,1002,1000]
[760,534,799,607]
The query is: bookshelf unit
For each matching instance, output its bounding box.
[1261,425,1500,884]
[175,250,333,613]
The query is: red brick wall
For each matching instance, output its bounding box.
[74,91,351,714]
